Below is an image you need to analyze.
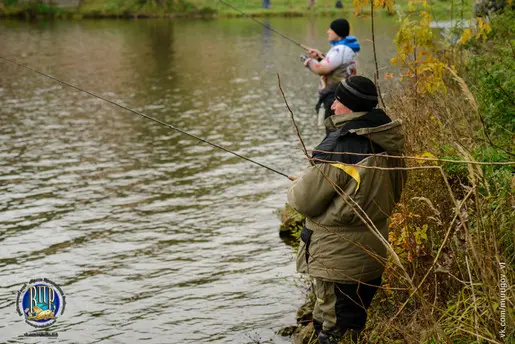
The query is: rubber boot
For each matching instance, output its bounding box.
[313,319,323,337]
[317,331,340,344]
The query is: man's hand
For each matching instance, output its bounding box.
[288,175,297,181]
[308,48,324,60]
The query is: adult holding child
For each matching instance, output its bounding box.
[300,19,361,129]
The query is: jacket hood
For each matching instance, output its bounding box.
[326,109,405,155]
[330,35,361,53]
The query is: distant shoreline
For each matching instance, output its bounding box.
[0,9,348,20]
[0,2,473,21]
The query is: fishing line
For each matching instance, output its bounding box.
[0,56,291,179]
[218,0,311,52]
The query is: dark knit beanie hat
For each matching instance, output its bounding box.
[330,18,350,38]
[335,76,378,112]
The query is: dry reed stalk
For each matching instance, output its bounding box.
[305,149,515,165]
[465,255,479,342]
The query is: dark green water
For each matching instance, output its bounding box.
[0,17,398,343]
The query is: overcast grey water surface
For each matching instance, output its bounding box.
[0,17,398,343]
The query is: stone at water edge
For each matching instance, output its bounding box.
[293,322,315,344]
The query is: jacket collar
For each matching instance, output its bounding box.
[324,112,368,131]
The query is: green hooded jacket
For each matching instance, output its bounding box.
[287,110,406,283]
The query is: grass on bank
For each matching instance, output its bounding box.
[0,0,474,19]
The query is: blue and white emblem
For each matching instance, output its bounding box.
[16,278,66,328]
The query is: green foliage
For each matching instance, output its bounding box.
[276,203,305,248]
[473,146,512,191]
[426,0,474,19]
[31,2,67,16]
[465,8,515,151]
[471,144,514,260]
[439,145,469,184]
[197,6,216,15]
[464,10,514,264]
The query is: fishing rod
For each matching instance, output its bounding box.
[0,56,293,180]
[218,0,312,52]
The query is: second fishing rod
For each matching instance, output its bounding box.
[218,0,320,55]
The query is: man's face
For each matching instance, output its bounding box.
[327,28,341,42]
[331,99,352,115]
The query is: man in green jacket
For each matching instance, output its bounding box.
[288,76,406,343]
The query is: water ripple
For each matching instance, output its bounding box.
[0,16,397,344]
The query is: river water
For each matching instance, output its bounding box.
[0,17,398,343]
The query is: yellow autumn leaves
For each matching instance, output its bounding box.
[458,18,492,45]
[350,0,492,94]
